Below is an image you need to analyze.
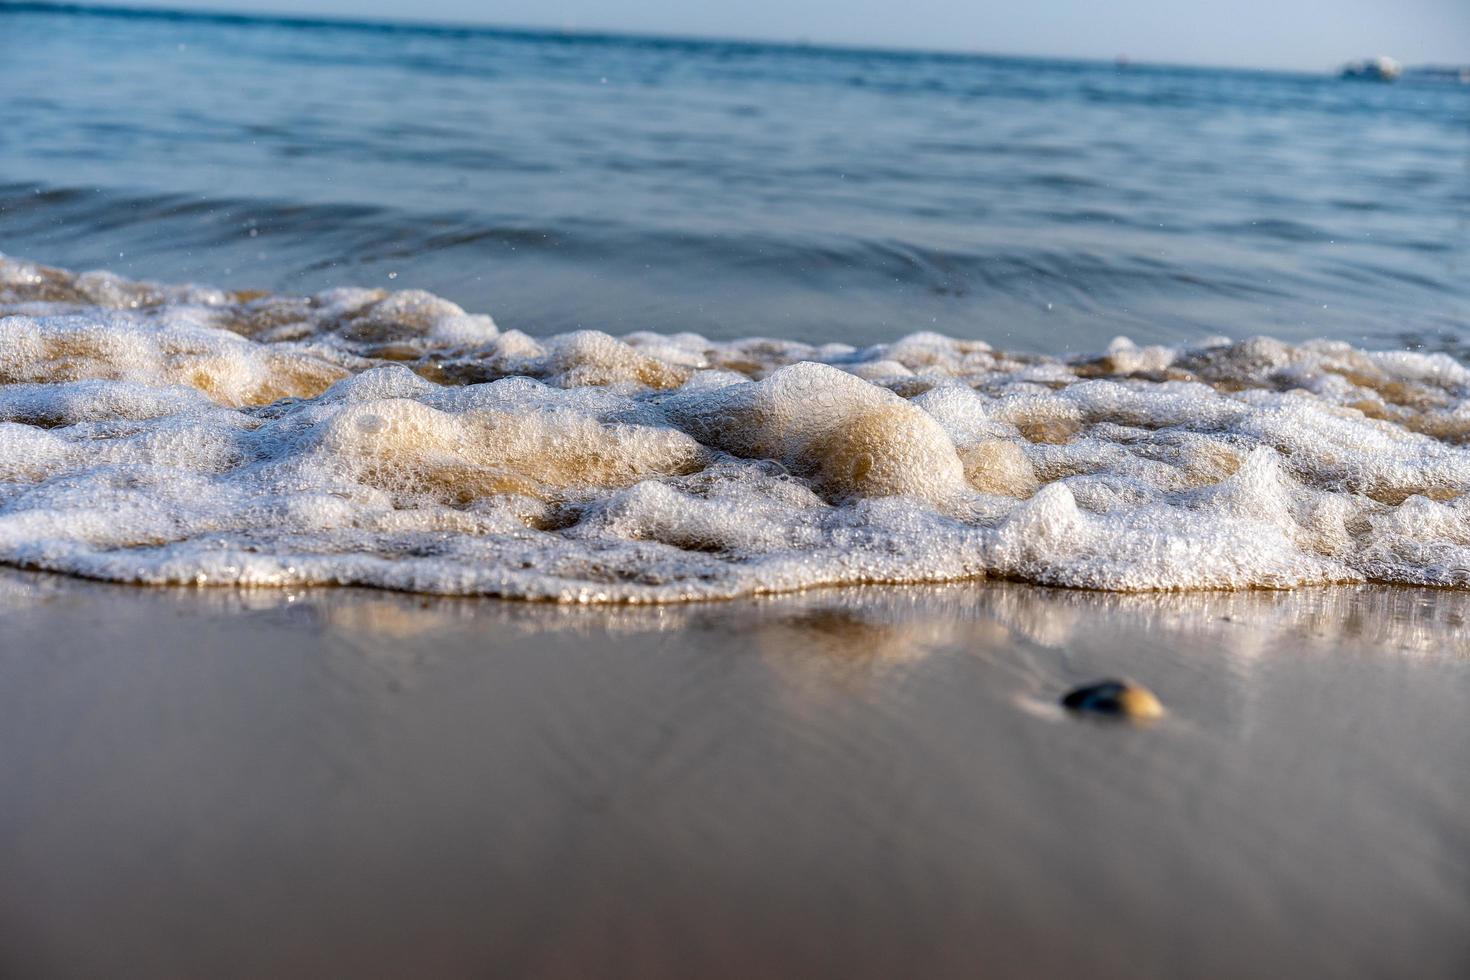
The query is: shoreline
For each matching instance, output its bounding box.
[0,557,1448,605]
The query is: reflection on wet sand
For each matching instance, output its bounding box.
[1,569,1466,979]
[7,571,1462,661]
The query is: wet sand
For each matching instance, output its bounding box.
[0,571,1467,978]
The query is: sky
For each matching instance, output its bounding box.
[56,1,1470,70]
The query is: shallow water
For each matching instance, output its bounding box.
[2,3,1468,351]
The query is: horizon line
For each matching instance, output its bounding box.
[0,0,1351,76]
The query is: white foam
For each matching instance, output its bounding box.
[3,254,1470,601]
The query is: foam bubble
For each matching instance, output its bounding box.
[3,254,1470,601]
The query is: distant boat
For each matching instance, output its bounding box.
[1340,56,1401,81]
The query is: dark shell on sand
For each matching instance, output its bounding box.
[1061,679,1163,720]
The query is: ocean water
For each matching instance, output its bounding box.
[3,3,1467,349]
[3,5,1470,600]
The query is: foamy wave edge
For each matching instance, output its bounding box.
[4,253,1470,602]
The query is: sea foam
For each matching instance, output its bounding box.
[4,255,1470,601]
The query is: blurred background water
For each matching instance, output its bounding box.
[1,3,1467,352]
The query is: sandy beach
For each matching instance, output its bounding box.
[1,570,1466,978]
[6,4,1470,977]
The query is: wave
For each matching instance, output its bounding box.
[5,183,1375,311]
[3,254,1470,600]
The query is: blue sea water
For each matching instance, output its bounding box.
[1,2,1467,352]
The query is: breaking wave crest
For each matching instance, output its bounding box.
[5,254,1470,601]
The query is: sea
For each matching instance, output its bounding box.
[3,2,1467,350]
[2,3,1470,600]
